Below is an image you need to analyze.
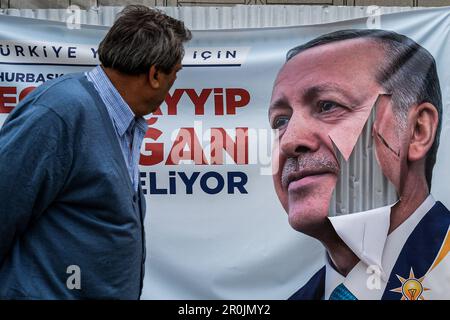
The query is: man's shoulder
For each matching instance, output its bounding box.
[11,72,101,125]
[288,266,325,300]
[28,72,94,106]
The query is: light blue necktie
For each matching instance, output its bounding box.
[329,284,358,300]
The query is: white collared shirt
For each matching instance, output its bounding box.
[324,194,436,300]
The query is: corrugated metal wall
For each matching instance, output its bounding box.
[2,0,450,9]
[0,5,422,29]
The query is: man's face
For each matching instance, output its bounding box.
[149,62,183,113]
[372,94,403,191]
[162,62,183,94]
[269,39,388,234]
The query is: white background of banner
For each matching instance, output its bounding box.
[0,6,449,299]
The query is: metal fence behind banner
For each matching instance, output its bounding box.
[0,5,422,29]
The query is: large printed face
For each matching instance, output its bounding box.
[269,39,401,234]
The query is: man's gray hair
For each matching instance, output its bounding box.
[286,29,442,189]
[98,5,192,75]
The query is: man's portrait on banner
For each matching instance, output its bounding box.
[269,29,450,300]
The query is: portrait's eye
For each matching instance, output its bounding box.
[318,100,343,113]
[272,116,290,129]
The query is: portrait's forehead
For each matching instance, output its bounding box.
[280,38,384,78]
[290,37,384,62]
[272,38,385,104]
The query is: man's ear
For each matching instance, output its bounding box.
[408,102,438,162]
[148,65,160,89]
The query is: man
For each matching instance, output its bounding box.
[0,5,191,299]
[269,29,449,300]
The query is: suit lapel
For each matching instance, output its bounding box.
[289,266,326,300]
[382,202,450,300]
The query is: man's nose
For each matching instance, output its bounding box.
[279,114,320,157]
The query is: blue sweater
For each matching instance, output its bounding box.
[0,73,146,299]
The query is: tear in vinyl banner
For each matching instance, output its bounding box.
[331,94,399,216]
[0,7,449,300]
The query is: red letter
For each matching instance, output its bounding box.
[214,88,224,115]
[0,86,17,114]
[165,128,208,165]
[140,127,164,166]
[210,127,248,164]
[226,88,250,114]
[185,88,212,115]
[19,86,36,102]
[165,89,184,115]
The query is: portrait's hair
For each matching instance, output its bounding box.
[98,5,192,75]
[286,29,442,188]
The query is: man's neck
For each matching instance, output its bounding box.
[102,66,147,117]
[389,170,429,234]
[316,219,360,277]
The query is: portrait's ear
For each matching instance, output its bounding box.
[408,102,439,162]
[148,65,160,89]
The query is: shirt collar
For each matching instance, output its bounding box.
[87,65,145,137]
[328,194,436,280]
[135,117,148,135]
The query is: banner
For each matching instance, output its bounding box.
[0,7,449,299]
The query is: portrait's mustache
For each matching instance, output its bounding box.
[281,155,340,189]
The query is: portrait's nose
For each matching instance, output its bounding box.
[279,113,320,157]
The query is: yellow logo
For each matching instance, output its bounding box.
[390,268,430,300]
